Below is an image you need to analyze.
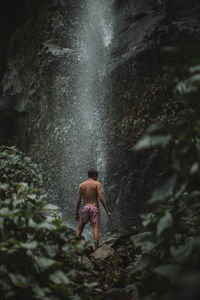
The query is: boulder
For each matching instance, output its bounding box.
[90,245,115,261]
[78,255,94,271]
[90,244,126,290]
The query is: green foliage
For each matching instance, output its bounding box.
[127,49,200,300]
[0,147,94,300]
[0,146,43,188]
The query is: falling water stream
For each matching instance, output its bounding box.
[63,0,114,237]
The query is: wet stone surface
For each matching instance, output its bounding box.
[70,225,139,298]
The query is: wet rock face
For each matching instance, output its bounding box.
[0,0,200,230]
[111,0,200,67]
[0,0,78,196]
[103,0,200,229]
[110,0,166,70]
[0,0,40,144]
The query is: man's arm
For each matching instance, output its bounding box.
[97,183,111,218]
[75,185,82,221]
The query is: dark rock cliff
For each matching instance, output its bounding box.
[104,0,200,228]
[0,0,200,230]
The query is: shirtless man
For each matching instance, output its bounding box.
[75,168,111,250]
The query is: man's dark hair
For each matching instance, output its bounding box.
[88,168,98,178]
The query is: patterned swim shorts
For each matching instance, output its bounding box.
[80,205,100,225]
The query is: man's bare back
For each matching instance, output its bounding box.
[80,179,100,207]
[77,178,110,213]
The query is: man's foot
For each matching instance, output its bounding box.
[75,234,86,241]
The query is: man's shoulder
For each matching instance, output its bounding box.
[80,180,90,186]
[80,180,101,187]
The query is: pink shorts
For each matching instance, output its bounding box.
[80,205,100,225]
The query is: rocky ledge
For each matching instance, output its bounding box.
[71,225,140,299]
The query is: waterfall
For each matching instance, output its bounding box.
[62,0,114,236]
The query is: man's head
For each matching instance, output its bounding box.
[88,168,98,180]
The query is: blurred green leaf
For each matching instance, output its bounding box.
[32,285,51,297]
[20,241,38,250]
[9,273,29,288]
[50,270,71,285]
[27,194,37,200]
[84,282,98,288]
[171,236,200,262]
[133,134,171,150]
[132,232,154,250]
[154,264,180,279]
[0,184,9,191]
[127,258,150,274]
[140,212,155,227]
[35,256,57,271]
[190,162,199,174]
[149,174,177,203]
[43,204,60,210]
[37,222,57,231]
[189,65,200,73]
[157,211,173,236]
[17,183,28,194]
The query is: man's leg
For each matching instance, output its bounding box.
[75,221,85,239]
[92,223,99,250]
